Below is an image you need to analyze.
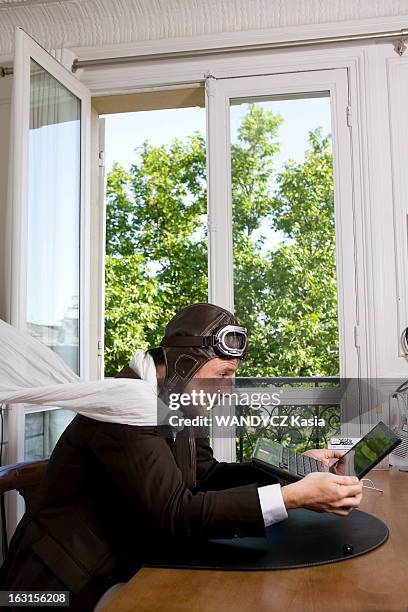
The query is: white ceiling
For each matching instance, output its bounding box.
[0,0,408,58]
[0,1,69,6]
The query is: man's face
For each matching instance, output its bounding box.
[183,357,239,403]
[193,357,239,380]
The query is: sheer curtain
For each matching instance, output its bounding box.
[24,60,82,459]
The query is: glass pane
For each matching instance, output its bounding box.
[102,103,207,377]
[27,59,81,372]
[24,60,80,456]
[230,94,339,461]
[25,410,73,461]
[230,95,338,378]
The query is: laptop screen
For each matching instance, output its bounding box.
[329,421,401,478]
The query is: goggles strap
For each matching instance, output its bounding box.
[161,336,215,348]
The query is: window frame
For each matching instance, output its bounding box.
[206,68,363,460]
[7,28,91,477]
[87,44,371,378]
[86,44,396,461]
[207,69,359,373]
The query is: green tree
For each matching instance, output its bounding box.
[234,126,338,377]
[104,107,338,381]
[104,135,207,374]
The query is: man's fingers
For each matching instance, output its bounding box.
[335,483,363,498]
[331,474,360,485]
[326,449,346,458]
[333,495,362,509]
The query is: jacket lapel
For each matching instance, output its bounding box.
[115,364,196,488]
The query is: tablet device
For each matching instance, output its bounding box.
[329,421,401,478]
[252,421,401,481]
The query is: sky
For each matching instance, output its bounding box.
[102,96,332,174]
[102,96,332,252]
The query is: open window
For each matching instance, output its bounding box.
[90,69,363,463]
[5,28,91,524]
[92,86,207,378]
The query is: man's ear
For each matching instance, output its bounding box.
[155,363,166,380]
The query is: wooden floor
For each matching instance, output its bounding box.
[105,469,408,612]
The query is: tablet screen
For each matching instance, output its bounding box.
[329,421,401,478]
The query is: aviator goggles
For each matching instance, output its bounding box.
[160,324,248,358]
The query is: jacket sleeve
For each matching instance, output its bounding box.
[90,423,266,540]
[195,437,279,491]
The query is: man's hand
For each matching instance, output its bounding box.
[281,472,363,516]
[303,448,345,466]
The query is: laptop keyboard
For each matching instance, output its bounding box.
[281,446,326,476]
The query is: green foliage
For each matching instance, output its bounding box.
[104,105,338,382]
[104,135,207,375]
[104,254,160,376]
[234,125,338,377]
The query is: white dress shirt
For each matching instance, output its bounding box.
[257,484,288,526]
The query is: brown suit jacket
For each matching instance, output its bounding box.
[1,365,277,599]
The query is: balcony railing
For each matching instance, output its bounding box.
[234,376,341,462]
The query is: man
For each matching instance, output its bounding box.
[1,303,362,610]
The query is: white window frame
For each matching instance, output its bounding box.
[7,28,91,527]
[206,69,362,460]
[206,69,358,371]
[91,68,367,461]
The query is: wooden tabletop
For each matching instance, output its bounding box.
[105,469,408,612]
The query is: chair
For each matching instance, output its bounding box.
[0,459,48,512]
[0,461,125,608]
[0,459,48,558]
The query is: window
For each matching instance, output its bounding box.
[206,69,359,461]
[100,89,208,376]
[27,60,81,372]
[91,70,360,463]
[7,29,91,470]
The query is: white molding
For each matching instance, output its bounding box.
[206,74,234,313]
[349,50,377,380]
[3,12,406,67]
[97,117,106,379]
[79,43,384,94]
[79,89,92,382]
[72,14,408,63]
[6,27,30,530]
[360,45,403,378]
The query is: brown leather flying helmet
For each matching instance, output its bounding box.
[157,303,247,397]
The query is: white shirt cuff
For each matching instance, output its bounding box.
[257,484,288,527]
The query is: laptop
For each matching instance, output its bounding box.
[252,421,402,482]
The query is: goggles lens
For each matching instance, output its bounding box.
[214,325,247,358]
[160,324,248,358]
